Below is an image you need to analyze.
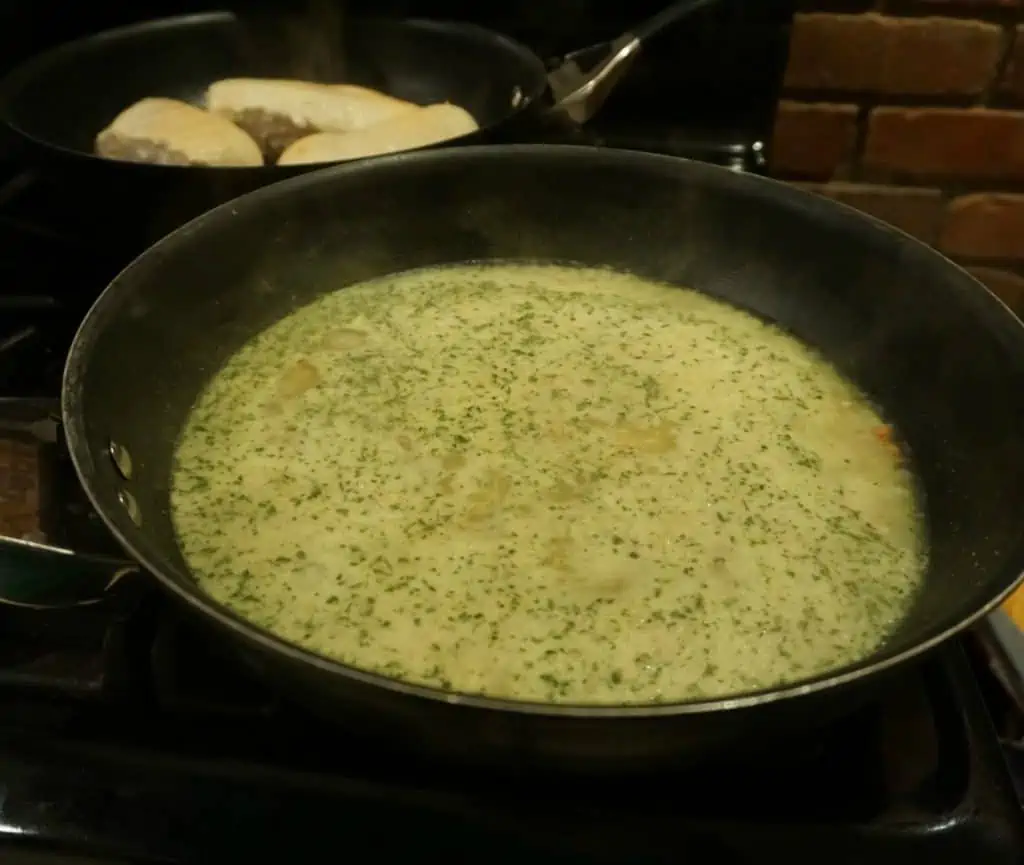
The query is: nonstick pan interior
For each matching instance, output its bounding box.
[0,10,547,159]
[66,146,1024,714]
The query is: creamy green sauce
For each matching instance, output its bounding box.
[171,263,926,705]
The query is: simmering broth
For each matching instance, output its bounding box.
[171,263,926,705]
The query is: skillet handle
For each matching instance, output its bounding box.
[0,535,138,610]
[546,0,721,124]
[628,0,721,46]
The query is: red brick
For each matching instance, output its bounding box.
[785,13,1002,96]
[771,101,858,178]
[1000,25,1024,101]
[967,267,1024,314]
[940,193,1024,258]
[807,182,943,241]
[864,108,1024,180]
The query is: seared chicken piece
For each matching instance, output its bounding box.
[277,103,478,166]
[95,97,263,166]
[205,78,419,159]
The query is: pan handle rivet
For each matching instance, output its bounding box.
[108,440,133,480]
[118,489,142,526]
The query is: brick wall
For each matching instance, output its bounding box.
[771,0,1024,314]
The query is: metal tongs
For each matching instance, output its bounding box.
[546,0,721,125]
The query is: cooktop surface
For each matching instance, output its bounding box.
[0,3,1022,857]
[0,166,1021,863]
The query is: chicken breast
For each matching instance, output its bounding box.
[205,78,419,159]
[94,97,263,167]
[277,103,479,166]
[328,83,420,127]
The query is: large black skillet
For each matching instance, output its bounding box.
[5,144,1024,775]
[0,0,715,254]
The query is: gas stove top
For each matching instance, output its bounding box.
[0,165,1021,865]
[0,0,1021,855]
[0,550,1020,863]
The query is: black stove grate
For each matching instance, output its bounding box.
[0,596,1021,865]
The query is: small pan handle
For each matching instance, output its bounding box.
[628,0,722,46]
[546,0,721,125]
[0,534,138,610]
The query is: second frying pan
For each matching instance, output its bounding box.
[0,1,715,257]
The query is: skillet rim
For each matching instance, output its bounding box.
[62,143,1024,718]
